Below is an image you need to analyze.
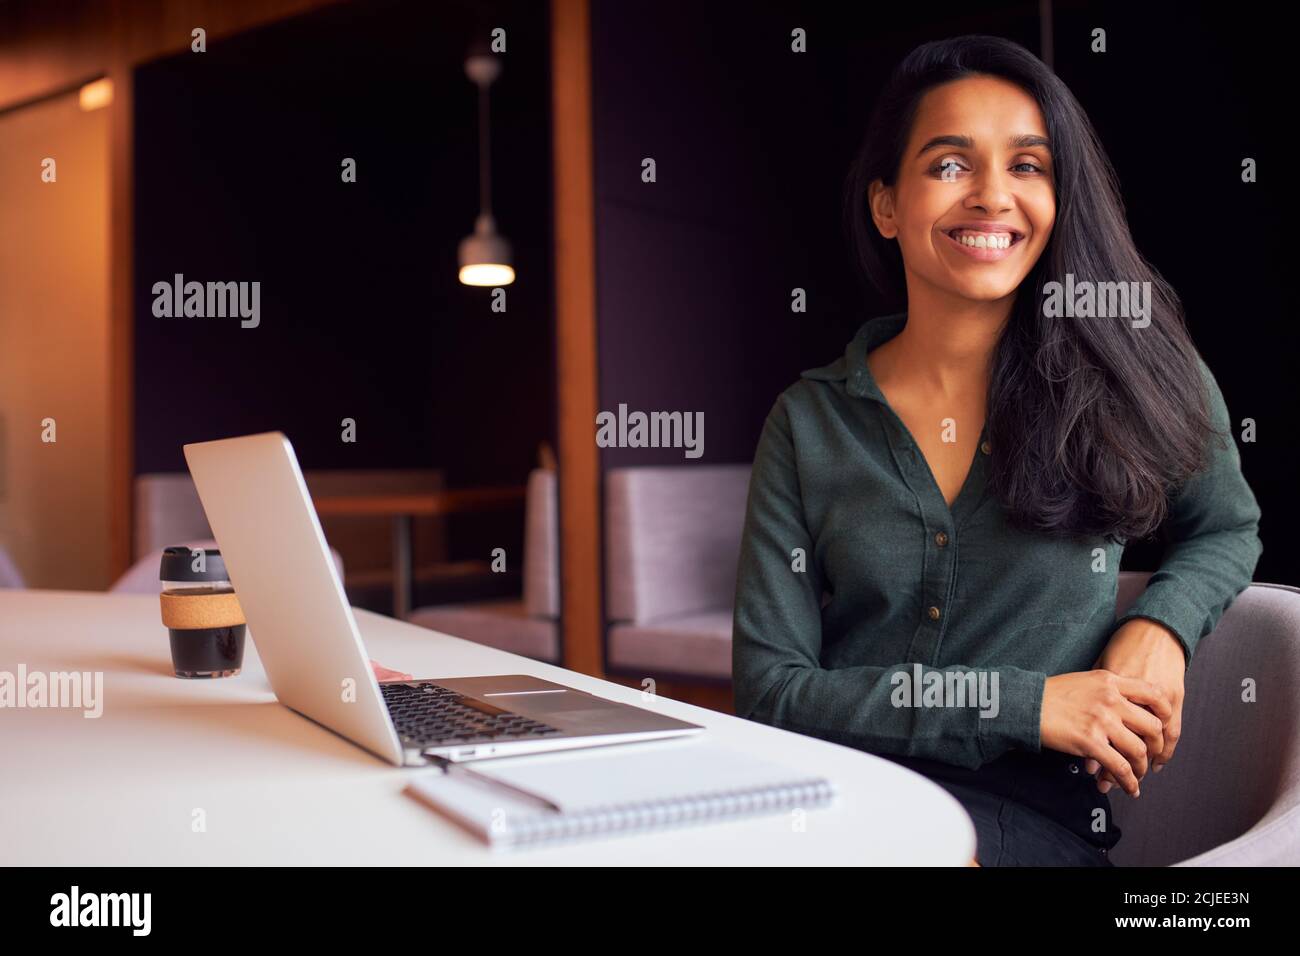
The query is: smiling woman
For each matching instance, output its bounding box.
[732,35,1263,867]
[844,38,1218,542]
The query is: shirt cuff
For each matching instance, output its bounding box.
[1112,579,1209,668]
[977,666,1046,762]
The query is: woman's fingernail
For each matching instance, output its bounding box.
[1154,763,1164,772]
[1099,781,1112,794]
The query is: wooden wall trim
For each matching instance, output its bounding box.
[107,61,132,578]
[0,1,347,113]
[550,0,604,677]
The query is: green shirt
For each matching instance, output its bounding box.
[731,312,1263,770]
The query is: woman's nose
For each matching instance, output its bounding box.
[963,169,1014,214]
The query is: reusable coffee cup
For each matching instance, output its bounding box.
[159,545,246,679]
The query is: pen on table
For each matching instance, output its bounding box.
[426,755,562,812]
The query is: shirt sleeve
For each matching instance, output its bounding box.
[1110,357,1264,666]
[731,394,1046,771]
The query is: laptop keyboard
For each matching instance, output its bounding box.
[381,682,562,749]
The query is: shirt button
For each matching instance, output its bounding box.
[934,531,949,548]
[1068,763,1079,774]
[980,440,992,455]
[927,605,941,621]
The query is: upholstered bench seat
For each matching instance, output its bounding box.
[407,468,559,662]
[608,609,734,680]
[407,599,558,662]
[604,465,750,678]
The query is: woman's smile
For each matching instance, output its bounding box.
[939,222,1028,262]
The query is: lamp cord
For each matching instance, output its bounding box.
[478,82,492,218]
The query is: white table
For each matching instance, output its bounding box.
[0,589,975,865]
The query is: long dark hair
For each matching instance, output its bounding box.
[843,34,1217,542]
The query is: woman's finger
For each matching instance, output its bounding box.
[1107,721,1151,791]
[1092,740,1140,797]
[1121,698,1165,766]
[1115,675,1174,723]
[1155,704,1183,770]
[369,659,413,681]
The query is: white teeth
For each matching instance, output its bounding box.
[952,231,1013,249]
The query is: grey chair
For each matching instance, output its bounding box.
[604,465,750,679]
[1109,570,1300,866]
[405,469,559,662]
[0,543,25,589]
[134,473,213,559]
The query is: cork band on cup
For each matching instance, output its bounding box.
[159,590,246,630]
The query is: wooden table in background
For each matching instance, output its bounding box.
[313,486,527,618]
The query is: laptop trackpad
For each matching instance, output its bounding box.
[436,675,607,715]
[486,690,613,716]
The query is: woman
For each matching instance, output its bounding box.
[731,35,1262,867]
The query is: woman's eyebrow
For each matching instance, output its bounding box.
[915,133,1052,156]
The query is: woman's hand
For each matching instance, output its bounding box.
[1039,670,1173,797]
[369,659,413,682]
[1085,619,1187,793]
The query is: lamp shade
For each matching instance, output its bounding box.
[458,213,515,287]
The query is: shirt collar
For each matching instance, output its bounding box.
[801,311,907,401]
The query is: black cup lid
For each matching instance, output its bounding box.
[160,545,230,582]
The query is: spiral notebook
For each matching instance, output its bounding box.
[405,739,835,850]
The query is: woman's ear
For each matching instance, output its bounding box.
[867,179,898,240]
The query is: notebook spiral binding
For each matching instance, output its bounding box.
[498,779,836,848]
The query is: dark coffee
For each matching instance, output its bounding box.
[159,546,246,679]
[168,624,246,678]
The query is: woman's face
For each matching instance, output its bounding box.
[869,74,1056,305]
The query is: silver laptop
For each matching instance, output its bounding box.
[183,431,703,766]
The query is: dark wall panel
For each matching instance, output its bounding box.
[133,0,554,487]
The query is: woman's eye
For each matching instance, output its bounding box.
[930,158,1047,178]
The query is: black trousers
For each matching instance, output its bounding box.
[883,749,1119,866]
